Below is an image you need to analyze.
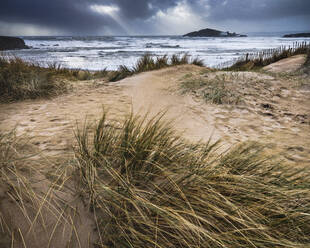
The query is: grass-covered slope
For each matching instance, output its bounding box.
[109,54,204,82]
[0,56,108,102]
[0,57,66,102]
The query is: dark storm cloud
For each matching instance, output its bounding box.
[198,0,310,21]
[0,0,179,34]
[108,0,178,19]
[0,0,309,34]
[0,0,122,33]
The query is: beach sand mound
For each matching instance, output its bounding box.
[0,56,309,247]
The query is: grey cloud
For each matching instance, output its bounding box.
[202,0,310,21]
[0,0,309,35]
[0,0,124,34]
[108,0,179,19]
[0,0,180,34]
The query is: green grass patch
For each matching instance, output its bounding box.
[74,111,310,247]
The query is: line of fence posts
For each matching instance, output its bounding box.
[216,42,310,69]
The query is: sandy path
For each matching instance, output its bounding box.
[0,82,131,156]
[122,66,310,166]
[0,65,272,155]
[263,54,306,73]
[0,64,309,166]
[0,65,241,157]
[121,66,223,143]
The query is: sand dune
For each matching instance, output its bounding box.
[0,58,309,247]
[1,62,309,163]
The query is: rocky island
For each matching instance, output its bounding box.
[0,36,29,50]
[184,28,247,37]
[283,33,310,38]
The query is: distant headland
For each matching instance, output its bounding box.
[283,33,310,38]
[183,28,247,38]
[0,36,29,51]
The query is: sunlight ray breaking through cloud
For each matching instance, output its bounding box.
[90,4,133,34]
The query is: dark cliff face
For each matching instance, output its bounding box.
[283,33,310,38]
[184,28,247,38]
[0,36,29,51]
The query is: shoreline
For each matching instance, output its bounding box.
[5,35,309,71]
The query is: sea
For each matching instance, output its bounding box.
[6,35,310,71]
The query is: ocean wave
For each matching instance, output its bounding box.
[145,43,180,49]
[24,36,116,42]
[49,48,80,53]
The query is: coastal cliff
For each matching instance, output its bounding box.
[184,28,247,37]
[0,36,29,50]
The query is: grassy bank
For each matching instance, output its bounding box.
[225,41,310,71]
[109,54,204,82]
[0,56,108,102]
[74,112,310,247]
[0,53,202,102]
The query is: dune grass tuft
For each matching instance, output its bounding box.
[74,111,310,247]
[108,65,134,82]
[0,130,37,246]
[0,129,96,247]
[180,73,242,105]
[191,57,205,67]
[305,49,310,67]
[0,56,109,102]
[109,53,205,82]
[0,56,68,102]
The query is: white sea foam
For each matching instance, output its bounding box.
[8,36,310,70]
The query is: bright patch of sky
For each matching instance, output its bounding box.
[146,0,209,34]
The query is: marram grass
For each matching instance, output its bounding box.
[180,73,242,105]
[109,54,204,82]
[0,55,108,102]
[224,41,310,71]
[0,130,93,247]
[74,111,310,248]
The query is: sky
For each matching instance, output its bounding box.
[0,0,309,36]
